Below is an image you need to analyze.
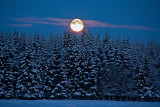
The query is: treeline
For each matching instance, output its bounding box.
[0,30,160,101]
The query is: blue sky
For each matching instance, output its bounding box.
[0,0,160,42]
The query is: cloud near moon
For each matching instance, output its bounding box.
[8,24,32,27]
[9,17,160,31]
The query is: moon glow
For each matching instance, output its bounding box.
[70,19,84,32]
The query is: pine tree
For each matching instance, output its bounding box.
[2,33,14,98]
[79,31,98,99]
[17,46,33,99]
[17,34,44,99]
[117,38,132,99]
[0,32,6,98]
[44,43,61,99]
[94,34,104,99]
[133,57,155,101]
[154,57,160,98]
[11,31,21,98]
[62,31,79,98]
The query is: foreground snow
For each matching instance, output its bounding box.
[0,100,160,107]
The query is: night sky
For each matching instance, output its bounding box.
[0,0,160,42]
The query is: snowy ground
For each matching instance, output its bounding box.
[0,100,160,107]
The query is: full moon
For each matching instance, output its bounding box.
[70,19,84,32]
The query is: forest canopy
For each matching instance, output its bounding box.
[0,30,160,101]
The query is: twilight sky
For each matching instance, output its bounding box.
[0,0,160,42]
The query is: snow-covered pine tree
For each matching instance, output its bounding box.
[70,44,82,99]
[56,30,72,99]
[17,43,32,99]
[154,57,160,98]
[133,57,155,101]
[16,33,28,99]
[141,57,158,101]
[87,32,98,99]
[32,34,45,99]
[101,32,115,99]
[62,30,80,99]
[17,34,44,99]
[79,31,98,99]
[102,32,110,81]
[94,34,104,99]
[2,33,14,98]
[117,37,132,100]
[11,31,21,98]
[133,57,143,101]
[44,41,62,99]
[0,32,6,98]
[145,40,160,100]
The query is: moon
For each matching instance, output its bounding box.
[70,19,84,32]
